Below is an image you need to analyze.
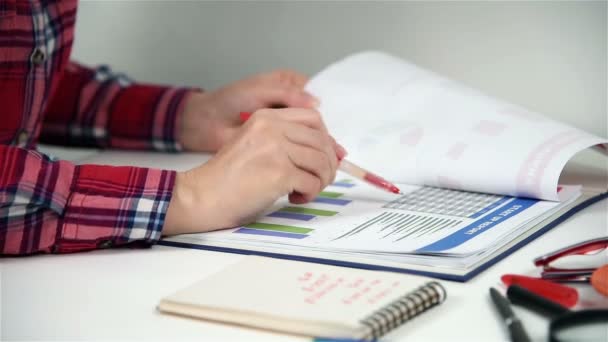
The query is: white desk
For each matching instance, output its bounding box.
[2,148,607,341]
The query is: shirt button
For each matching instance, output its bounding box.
[31,48,46,65]
[99,240,113,248]
[17,130,28,146]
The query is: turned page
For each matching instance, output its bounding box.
[306,51,606,201]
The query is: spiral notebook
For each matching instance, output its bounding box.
[158,256,446,340]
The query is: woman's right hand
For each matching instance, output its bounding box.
[163,108,345,236]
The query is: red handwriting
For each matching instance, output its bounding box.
[299,274,398,306]
[305,277,345,304]
[347,278,365,288]
[298,272,313,282]
[368,288,391,304]
[301,273,329,292]
[342,279,392,305]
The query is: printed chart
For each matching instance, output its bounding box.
[234,180,355,239]
[332,212,463,242]
[204,177,554,255]
[383,187,509,218]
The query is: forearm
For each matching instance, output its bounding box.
[41,61,193,151]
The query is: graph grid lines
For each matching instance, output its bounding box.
[383,186,507,218]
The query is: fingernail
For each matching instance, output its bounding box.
[336,143,348,160]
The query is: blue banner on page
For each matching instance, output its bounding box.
[417,197,538,253]
[468,196,511,219]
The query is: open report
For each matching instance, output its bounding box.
[160,51,607,280]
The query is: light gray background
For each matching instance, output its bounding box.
[72,0,607,137]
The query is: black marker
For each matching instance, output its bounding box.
[490,287,531,342]
[507,284,570,318]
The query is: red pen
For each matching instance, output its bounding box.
[240,112,401,194]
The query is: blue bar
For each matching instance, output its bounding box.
[313,197,352,206]
[234,228,308,239]
[267,211,315,221]
[417,197,538,253]
[331,182,356,188]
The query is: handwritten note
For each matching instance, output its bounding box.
[298,271,401,305]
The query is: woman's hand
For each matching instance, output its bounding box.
[178,70,319,152]
[163,108,345,236]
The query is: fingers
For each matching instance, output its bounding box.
[243,110,342,204]
[264,69,308,88]
[288,192,309,205]
[289,167,322,203]
[285,142,336,191]
[282,123,331,156]
[256,108,327,133]
[329,136,348,161]
[283,122,338,178]
[256,69,318,108]
[275,109,347,160]
[252,108,344,166]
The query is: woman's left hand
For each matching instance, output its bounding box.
[178,69,319,152]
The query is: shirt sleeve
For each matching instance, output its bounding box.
[0,145,175,255]
[40,61,194,151]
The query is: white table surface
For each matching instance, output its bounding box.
[2,147,607,341]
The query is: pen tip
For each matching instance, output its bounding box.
[389,186,401,194]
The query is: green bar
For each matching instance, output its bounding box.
[318,191,344,198]
[280,206,338,217]
[245,222,313,234]
[338,179,353,183]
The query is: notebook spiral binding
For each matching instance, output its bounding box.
[359,281,446,340]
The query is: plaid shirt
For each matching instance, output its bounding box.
[1,0,191,255]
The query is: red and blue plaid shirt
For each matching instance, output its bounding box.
[1,0,192,255]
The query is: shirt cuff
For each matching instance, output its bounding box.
[54,164,176,253]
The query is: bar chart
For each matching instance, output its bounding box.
[312,191,352,206]
[233,180,354,239]
[332,211,463,242]
[267,207,338,221]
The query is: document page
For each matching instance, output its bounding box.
[171,176,580,257]
[305,51,606,201]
